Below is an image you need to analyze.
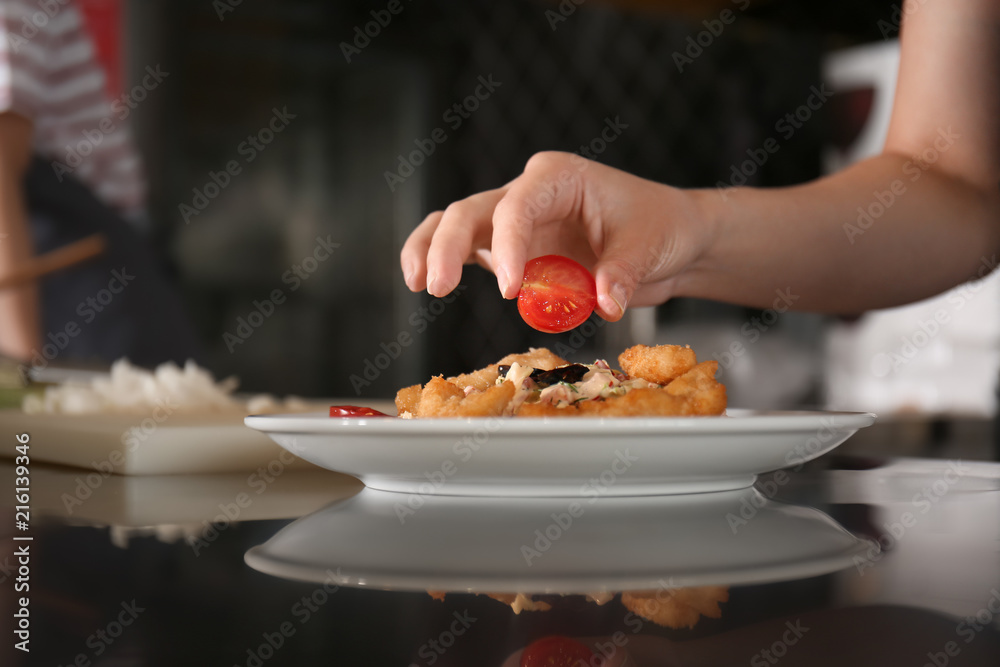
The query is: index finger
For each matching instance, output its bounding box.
[491,152,585,299]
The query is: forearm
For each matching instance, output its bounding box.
[0,114,40,362]
[679,0,1000,314]
[680,154,1000,313]
[0,203,41,362]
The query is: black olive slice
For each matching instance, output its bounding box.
[498,363,591,388]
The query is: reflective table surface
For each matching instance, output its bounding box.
[1,453,999,666]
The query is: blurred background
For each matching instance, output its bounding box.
[18,0,999,454]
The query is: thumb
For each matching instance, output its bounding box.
[593,241,661,321]
[594,258,635,322]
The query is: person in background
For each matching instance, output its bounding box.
[401,0,1000,320]
[0,0,199,370]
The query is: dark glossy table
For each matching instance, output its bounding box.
[1,453,998,667]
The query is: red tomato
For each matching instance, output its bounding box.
[329,405,390,417]
[517,255,597,333]
[521,636,599,667]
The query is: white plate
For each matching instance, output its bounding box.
[245,487,875,593]
[244,409,876,497]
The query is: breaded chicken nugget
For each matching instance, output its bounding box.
[621,586,729,629]
[414,376,463,417]
[395,383,422,416]
[416,376,516,417]
[515,386,714,417]
[664,361,727,416]
[447,347,568,392]
[618,344,696,384]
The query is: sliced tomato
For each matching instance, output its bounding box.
[329,405,390,417]
[521,635,599,667]
[517,255,597,333]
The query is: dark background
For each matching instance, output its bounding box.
[123,0,899,399]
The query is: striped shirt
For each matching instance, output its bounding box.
[0,0,145,216]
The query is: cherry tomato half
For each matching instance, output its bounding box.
[517,255,597,333]
[521,635,599,667]
[329,405,390,417]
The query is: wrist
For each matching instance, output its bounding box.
[667,186,729,296]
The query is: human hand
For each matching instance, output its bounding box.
[400,151,715,321]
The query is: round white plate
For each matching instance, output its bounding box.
[245,487,875,593]
[243,409,876,497]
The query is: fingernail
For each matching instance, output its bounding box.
[602,283,628,318]
[403,262,416,289]
[496,266,510,298]
[426,270,440,295]
[611,283,628,313]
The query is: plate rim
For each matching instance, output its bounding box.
[244,540,876,592]
[245,408,877,435]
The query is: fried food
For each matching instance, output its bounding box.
[618,344,696,384]
[394,383,422,416]
[518,386,707,417]
[427,586,728,628]
[414,376,515,418]
[427,591,551,613]
[621,586,729,629]
[484,593,552,613]
[397,344,725,418]
[664,361,727,416]
[447,348,568,392]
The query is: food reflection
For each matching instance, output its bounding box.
[499,605,1000,667]
[428,586,729,630]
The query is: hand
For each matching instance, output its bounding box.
[400,151,715,321]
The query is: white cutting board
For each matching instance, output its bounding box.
[0,400,395,475]
[0,409,316,475]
